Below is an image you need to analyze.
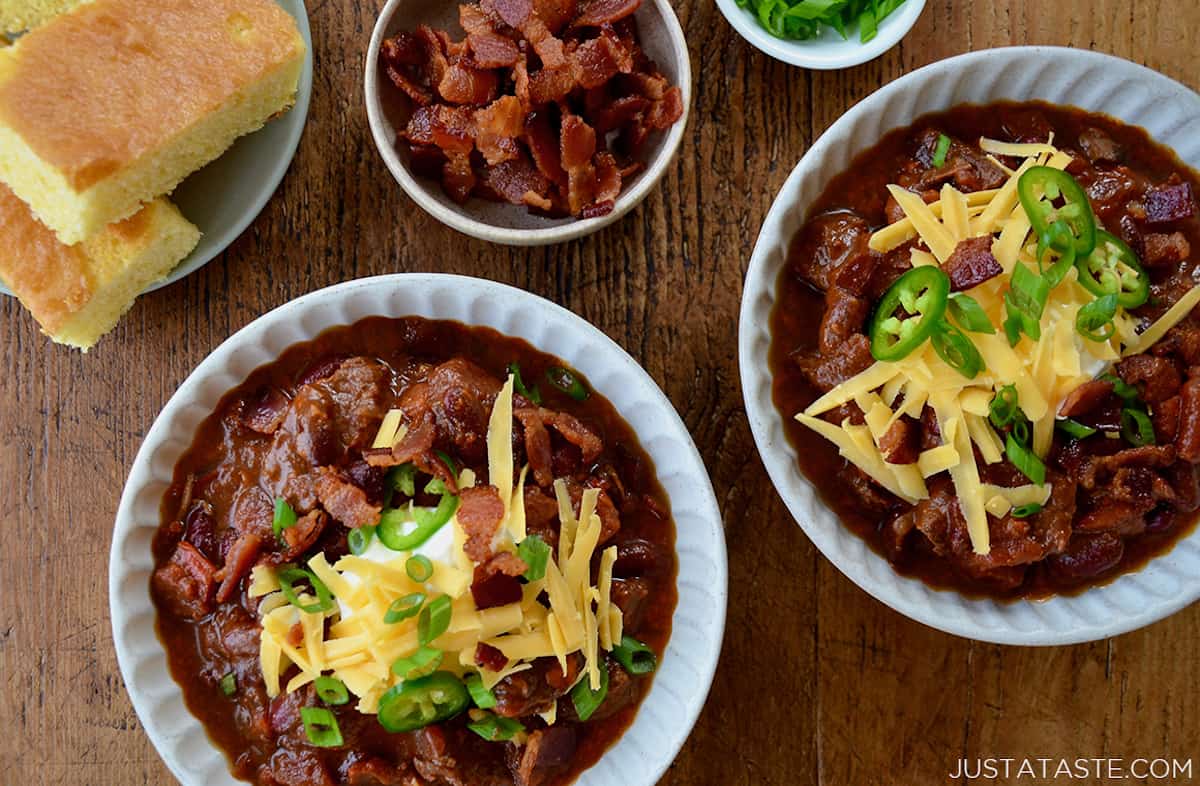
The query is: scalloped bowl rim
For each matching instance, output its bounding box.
[713,0,927,70]
[739,46,1200,645]
[363,0,692,246]
[111,274,727,785]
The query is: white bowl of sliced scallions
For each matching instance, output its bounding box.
[716,0,926,69]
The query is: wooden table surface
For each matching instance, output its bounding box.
[2,1,1198,784]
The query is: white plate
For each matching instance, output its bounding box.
[364,0,691,246]
[111,274,728,785]
[739,46,1200,645]
[714,0,926,70]
[0,0,313,297]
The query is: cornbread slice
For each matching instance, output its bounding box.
[0,0,305,245]
[0,183,200,350]
[0,0,84,33]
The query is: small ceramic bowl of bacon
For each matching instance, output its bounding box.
[365,0,690,245]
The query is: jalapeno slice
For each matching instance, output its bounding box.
[1017,166,1097,256]
[376,672,470,733]
[869,266,951,362]
[1075,230,1150,308]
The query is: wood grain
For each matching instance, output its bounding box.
[1,1,1198,784]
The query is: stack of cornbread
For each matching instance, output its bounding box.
[0,0,305,350]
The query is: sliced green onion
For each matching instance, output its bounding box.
[278,567,335,614]
[300,707,343,748]
[546,366,590,401]
[418,595,452,646]
[1121,408,1155,447]
[946,293,995,334]
[1011,417,1030,446]
[931,322,984,379]
[273,498,297,541]
[315,676,350,706]
[465,674,498,709]
[406,555,434,583]
[1003,291,1042,345]
[348,525,374,556]
[468,712,525,742]
[1010,262,1050,320]
[1005,433,1046,486]
[219,672,237,697]
[931,133,952,168]
[612,636,657,675]
[1011,503,1044,519]
[988,385,1020,429]
[384,592,426,624]
[517,535,551,582]
[1076,294,1118,343]
[1056,418,1098,439]
[391,646,443,680]
[389,464,417,498]
[508,362,542,406]
[570,663,610,722]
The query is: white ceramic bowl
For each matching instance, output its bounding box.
[364,0,691,246]
[111,274,727,785]
[739,46,1200,645]
[715,0,925,69]
[0,0,313,299]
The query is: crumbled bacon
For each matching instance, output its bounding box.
[459,485,508,563]
[379,0,681,218]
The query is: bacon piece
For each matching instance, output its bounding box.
[516,408,554,486]
[479,155,552,205]
[523,17,567,69]
[525,110,568,189]
[575,0,642,26]
[570,35,622,88]
[468,31,520,68]
[581,200,614,219]
[544,409,603,461]
[460,3,497,35]
[460,485,507,563]
[474,96,525,165]
[590,93,650,134]
[215,532,264,603]
[529,66,576,104]
[646,85,684,129]
[385,64,434,106]
[560,113,597,214]
[443,151,478,203]
[943,236,1002,291]
[281,510,328,561]
[535,0,577,31]
[1144,179,1196,224]
[476,642,509,671]
[438,61,499,105]
[417,25,450,87]
[594,152,621,203]
[879,419,919,465]
[405,105,475,153]
[471,562,525,609]
[483,0,533,27]
[315,467,382,528]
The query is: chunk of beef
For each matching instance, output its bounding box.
[1116,355,1181,405]
[844,463,898,514]
[315,467,382,528]
[366,417,458,493]
[318,357,393,452]
[1057,379,1115,418]
[153,542,217,620]
[1144,178,1196,224]
[818,287,870,354]
[878,418,919,464]
[344,756,413,786]
[492,658,570,718]
[412,726,511,786]
[241,387,289,435]
[459,485,507,563]
[795,333,874,393]
[943,236,1002,291]
[400,359,501,464]
[609,577,650,630]
[613,538,664,577]
[281,510,328,561]
[867,241,916,301]
[1153,395,1181,443]
[1086,167,1141,223]
[1152,325,1200,366]
[1142,232,1191,267]
[792,211,872,293]
[1078,127,1124,163]
[265,748,335,786]
[509,727,577,786]
[522,487,561,548]
[1080,444,1177,488]
[1076,501,1150,537]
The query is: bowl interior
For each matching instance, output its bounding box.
[739,46,1200,644]
[112,274,727,786]
[365,0,691,241]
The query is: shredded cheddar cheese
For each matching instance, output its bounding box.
[799,136,1200,556]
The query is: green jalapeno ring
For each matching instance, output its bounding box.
[1075,230,1150,309]
[869,266,951,362]
[1017,166,1097,257]
[376,672,470,733]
